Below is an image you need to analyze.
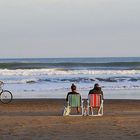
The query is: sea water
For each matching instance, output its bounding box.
[0,57,140,99]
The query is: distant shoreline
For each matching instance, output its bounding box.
[11,89,140,100]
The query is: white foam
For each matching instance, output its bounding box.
[1,69,140,95]
[0,69,140,76]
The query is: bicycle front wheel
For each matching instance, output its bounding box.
[0,90,13,104]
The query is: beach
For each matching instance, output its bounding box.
[0,99,140,140]
[0,57,140,139]
[1,0,140,138]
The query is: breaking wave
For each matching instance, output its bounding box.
[0,69,140,76]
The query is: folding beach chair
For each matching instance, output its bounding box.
[63,94,84,116]
[87,94,103,116]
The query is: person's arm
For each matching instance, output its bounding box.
[66,92,70,101]
[88,90,91,95]
[78,93,81,101]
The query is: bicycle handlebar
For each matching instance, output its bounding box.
[0,81,4,86]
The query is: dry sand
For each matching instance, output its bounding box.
[0,99,140,140]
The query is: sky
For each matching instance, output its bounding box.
[0,0,140,58]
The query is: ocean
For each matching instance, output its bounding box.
[0,57,140,99]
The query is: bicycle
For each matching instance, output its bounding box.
[0,81,13,104]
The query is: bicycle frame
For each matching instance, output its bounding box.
[0,81,13,104]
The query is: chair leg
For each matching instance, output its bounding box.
[101,104,103,115]
[91,107,94,116]
[98,104,103,115]
[81,101,83,116]
[98,106,101,114]
[63,106,71,116]
[87,106,89,116]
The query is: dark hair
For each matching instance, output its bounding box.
[94,83,99,88]
[94,83,102,91]
[71,83,76,91]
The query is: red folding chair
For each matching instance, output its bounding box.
[87,94,103,116]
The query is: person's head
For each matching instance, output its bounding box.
[71,83,76,91]
[94,83,101,91]
[94,83,99,89]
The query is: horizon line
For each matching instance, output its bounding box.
[0,56,140,59]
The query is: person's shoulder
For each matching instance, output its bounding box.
[71,92,81,96]
[89,89,103,94]
[76,92,81,95]
[73,91,80,94]
[75,92,81,97]
[90,89,94,92]
[89,89,95,94]
[67,92,72,95]
[67,92,78,94]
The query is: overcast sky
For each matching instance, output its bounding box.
[0,0,140,58]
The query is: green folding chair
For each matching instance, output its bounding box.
[63,94,84,116]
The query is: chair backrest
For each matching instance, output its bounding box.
[89,94,102,107]
[68,94,81,107]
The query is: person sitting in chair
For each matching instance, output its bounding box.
[87,83,104,116]
[88,83,104,99]
[66,83,81,113]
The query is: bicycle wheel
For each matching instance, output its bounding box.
[0,83,4,93]
[0,87,3,93]
[0,90,13,104]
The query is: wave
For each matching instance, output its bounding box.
[0,69,140,76]
[0,62,140,70]
[39,77,140,83]
[4,76,140,84]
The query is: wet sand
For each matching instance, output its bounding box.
[0,99,140,140]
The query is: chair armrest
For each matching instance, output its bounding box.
[64,101,69,107]
[101,99,104,104]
